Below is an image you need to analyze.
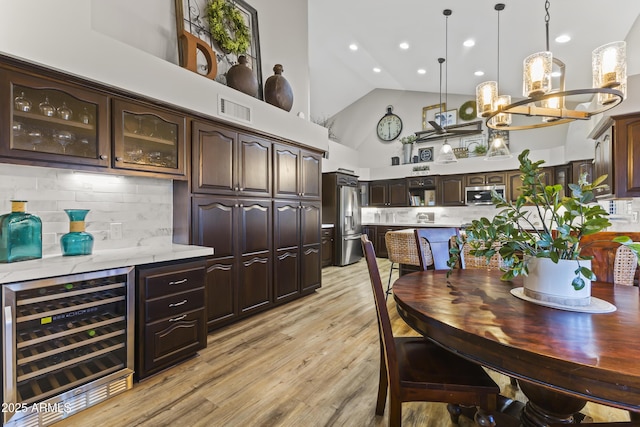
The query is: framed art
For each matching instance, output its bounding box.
[175,0,264,99]
[434,109,458,127]
[422,103,446,130]
[418,147,434,162]
[460,134,487,157]
[487,128,510,147]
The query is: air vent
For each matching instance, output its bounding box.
[218,95,252,124]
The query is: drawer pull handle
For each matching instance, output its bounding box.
[169,278,188,286]
[169,314,187,322]
[169,299,187,308]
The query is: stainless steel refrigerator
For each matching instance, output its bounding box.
[322,172,362,266]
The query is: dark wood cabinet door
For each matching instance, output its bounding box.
[191,195,236,257]
[238,133,271,196]
[301,244,321,293]
[321,228,334,267]
[273,144,300,197]
[614,116,640,197]
[238,253,272,314]
[192,121,236,194]
[485,172,506,185]
[439,175,464,206]
[205,258,237,328]
[300,150,322,199]
[593,132,613,198]
[362,226,376,249]
[238,198,272,255]
[465,174,486,186]
[273,201,300,249]
[376,227,395,258]
[273,248,299,302]
[369,182,388,206]
[388,179,408,206]
[554,164,571,199]
[506,170,523,201]
[571,159,594,185]
[301,202,321,247]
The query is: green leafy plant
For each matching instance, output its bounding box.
[206,0,251,55]
[448,149,640,289]
[473,144,488,155]
[399,134,417,145]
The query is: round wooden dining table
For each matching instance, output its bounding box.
[393,268,640,426]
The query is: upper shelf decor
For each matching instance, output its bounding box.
[174,0,264,99]
[476,1,625,131]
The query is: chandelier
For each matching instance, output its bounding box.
[476,0,626,131]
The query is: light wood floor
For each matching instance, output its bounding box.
[58,258,630,427]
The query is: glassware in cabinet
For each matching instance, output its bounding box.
[2,70,110,167]
[112,99,185,177]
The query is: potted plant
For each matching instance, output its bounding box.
[400,134,417,164]
[448,149,640,308]
[472,144,488,156]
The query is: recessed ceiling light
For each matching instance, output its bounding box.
[373,67,381,73]
[417,69,426,75]
[474,70,485,77]
[555,35,571,43]
[399,42,409,50]
[463,39,475,47]
[349,43,358,51]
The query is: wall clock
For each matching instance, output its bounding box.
[376,105,402,141]
[419,147,434,162]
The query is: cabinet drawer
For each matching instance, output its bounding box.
[143,308,207,375]
[321,228,334,238]
[144,264,205,299]
[146,287,205,323]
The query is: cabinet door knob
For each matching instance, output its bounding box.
[235,186,239,191]
[235,204,239,207]
[99,154,108,160]
[115,157,123,162]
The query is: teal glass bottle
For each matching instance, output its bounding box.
[61,209,94,256]
[0,200,43,263]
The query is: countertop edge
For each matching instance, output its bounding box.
[362,223,463,228]
[0,244,214,284]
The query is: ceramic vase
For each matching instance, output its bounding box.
[61,209,94,256]
[264,64,293,111]
[226,55,258,97]
[0,200,42,263]
[522,257,592,307]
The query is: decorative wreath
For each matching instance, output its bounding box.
[459,100,477,121]
[206,0,251,55]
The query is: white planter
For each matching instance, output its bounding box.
[523,258,592,307]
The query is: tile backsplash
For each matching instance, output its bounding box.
[0,163,173,256]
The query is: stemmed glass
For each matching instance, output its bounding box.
[133,117,145,135]
[149,119,161,138]
[28,129,43,151]
[53,130,74,153]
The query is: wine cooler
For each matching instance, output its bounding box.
[2,267,134,426]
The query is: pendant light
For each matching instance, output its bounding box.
[436,10,458,164]
[484,4,512,160]
[482,0,625,131]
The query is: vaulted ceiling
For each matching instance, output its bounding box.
[308,0,640,119]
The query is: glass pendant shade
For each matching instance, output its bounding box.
[436,140,458,164]
[476,81,498,117]
[490,95,512,127]
[485,136,512,160]
[523,51,552,97]
[593,41,627,105]
[542,93,564,122]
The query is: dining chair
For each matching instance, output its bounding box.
[384,229,433,299]
[614,245,638,286]
[413,228,459,270]
[361,235,500,427]
[460,242,505,270]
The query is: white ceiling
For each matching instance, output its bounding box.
[308,0,640,119]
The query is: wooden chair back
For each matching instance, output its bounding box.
[361,235,400,395]
[580,232,640,285]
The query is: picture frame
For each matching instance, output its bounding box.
[434,109,458,127]
[460,134,487,157]
[174,0,264,99]
[418,147,434,163]
[422,103,446,130]
[487,128,510,147]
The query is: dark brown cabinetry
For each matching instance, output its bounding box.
[321,227,334,268]
[192,195,272,329]
[590,113,640,199]
[359,181,369,207]
[369,179,408,207]
[112,99,186,177]
[571,159,594,185]
[439,175,465,206]
[273,200,321,303]
[191,121,271,196]
[506,168,553,201]
[1,68,110,168]
[407,176,437,206]
[465,172,506,187]
[554,164,572,199]
[136,259,207,380]
[273,144,322,199]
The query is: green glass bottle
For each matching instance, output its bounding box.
[0,200,43,263]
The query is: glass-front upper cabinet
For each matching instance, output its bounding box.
[112,99,185,177]
[2,70,110,167]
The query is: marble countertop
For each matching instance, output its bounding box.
[0,244,213,285]
[362,223,463,228]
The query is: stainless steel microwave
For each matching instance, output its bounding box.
[465,185,505,205]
